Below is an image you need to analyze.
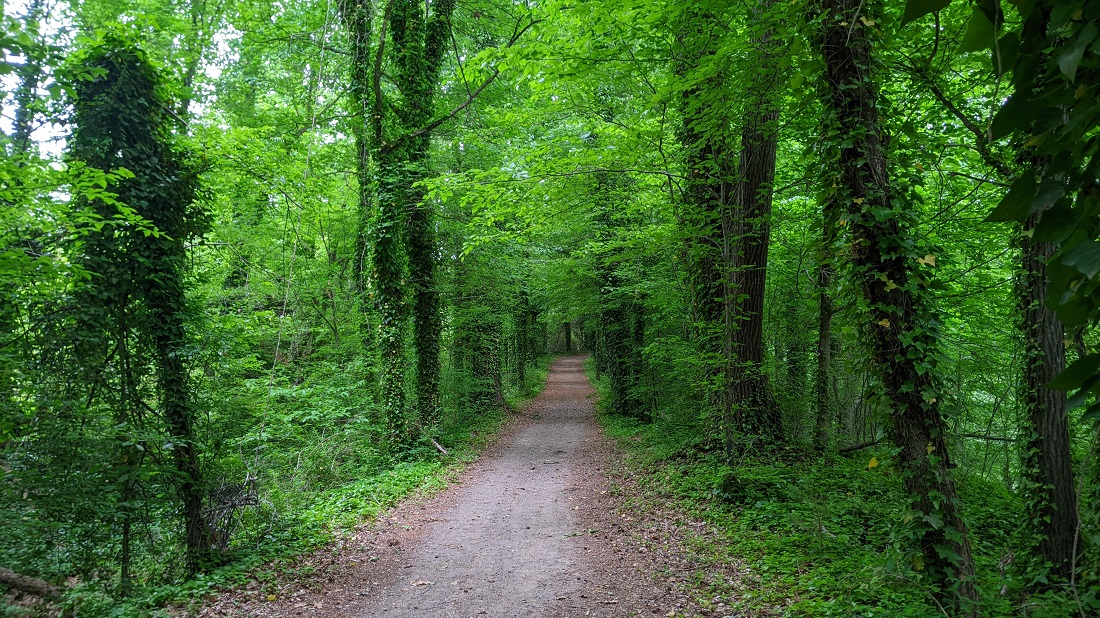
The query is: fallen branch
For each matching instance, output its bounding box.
[0,566,59,598]
[957,433,1017,442]
[430,437,448,455]
[839,439,881,453]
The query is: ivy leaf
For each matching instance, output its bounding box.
[902,0,952,25]
[923,512,944,529]
[959,7,995,53]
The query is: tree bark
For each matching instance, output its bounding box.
[1020,212,1079,580]
[814,0,978,608]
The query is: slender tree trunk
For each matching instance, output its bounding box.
[116,316,137,595]
[1020,212,1079,580]
[11,0,44,155]
[814,199,838,449]
[815,0,978,608]
[337,0,378,382]
[150,269,211,574]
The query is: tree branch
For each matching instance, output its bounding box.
[906,65,1012,178]
[381,17,541,154]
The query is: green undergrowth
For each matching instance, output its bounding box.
[44,357,554,618]
[584,365,1046,617]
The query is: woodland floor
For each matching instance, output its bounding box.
[197,356,747,618]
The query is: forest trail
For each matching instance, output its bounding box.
[200,356,719,618]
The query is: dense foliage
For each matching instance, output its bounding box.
[2,0,1099,615]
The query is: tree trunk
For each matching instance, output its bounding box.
[151,277,211,574]
[814,199,838,449]
[1020,213,1079,580]
[815,0,978,608]
[675,7,735,438]
[591,166,646,420]
[0,567,59,598]
[514,294,529,388]
[727,53,782,440]
[371,152,410,443]
[337,0,378,385]
[392,0,455,433]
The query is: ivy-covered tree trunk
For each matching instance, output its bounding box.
[675,7,734,439]
[70,38,211,577]
[386,0,456,434]
[337,0,378,382]
[1020,213,1079,580]
[148,255,210,574]
[465,306,505,413]
[371,150,411,442]
[594,170,645,420]
[514,292,530,389]
[814,0,977,608]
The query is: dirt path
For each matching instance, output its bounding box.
[201,356,721,617]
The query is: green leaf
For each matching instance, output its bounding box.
[1033,199,1079,243]
[1082,402,1100,422]
[1058,22,1098,81]
[1048,353,1100,391]
[902,0,952,25]
[1062,239,1100,278]
[992,99,1028,141]
[984,171,1035,222]
[959,7,994,53]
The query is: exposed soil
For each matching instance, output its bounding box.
[199,356,741,617]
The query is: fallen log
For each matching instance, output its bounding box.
[0,566,59,598]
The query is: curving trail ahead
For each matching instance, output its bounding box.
[202,356,715,618]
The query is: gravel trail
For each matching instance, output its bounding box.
[200,356,715,618]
